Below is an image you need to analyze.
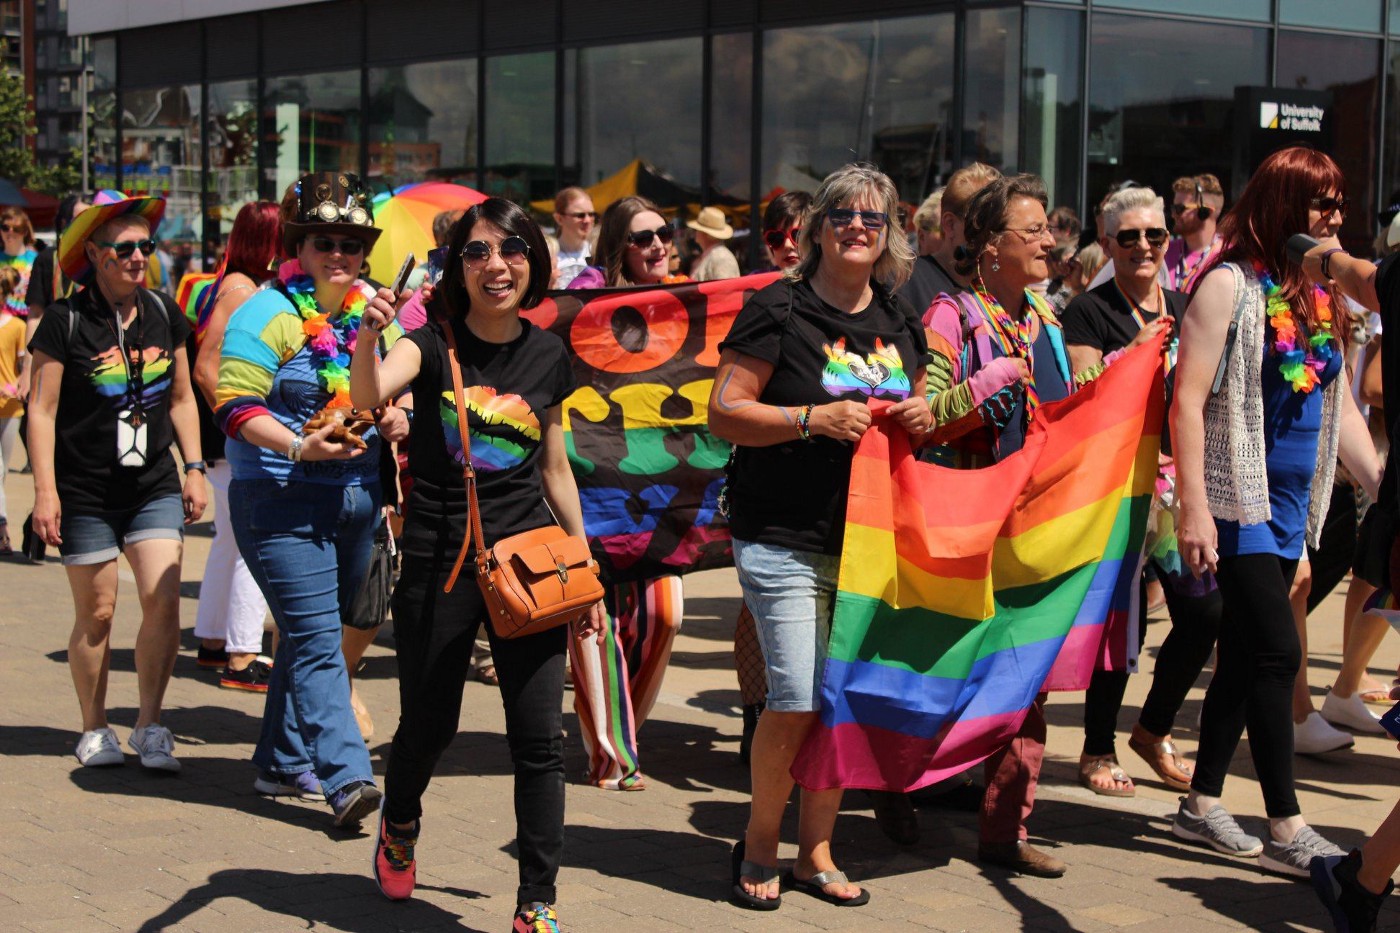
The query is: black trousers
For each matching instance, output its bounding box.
[1189,553,1302,818]
[1082,562,1223,755]
[383,505,568,906]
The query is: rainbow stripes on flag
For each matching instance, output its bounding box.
[791,337,1165,793]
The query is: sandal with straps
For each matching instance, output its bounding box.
[1079,754,1135,797]
[730,840,781,911]
[1127,733,1193,791]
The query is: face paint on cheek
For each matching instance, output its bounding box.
[101,256,121,274]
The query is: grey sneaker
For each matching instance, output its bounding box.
[75,727,123,767]
[1261,826,1345,879]
[1171,800,1264,857]
[128,723,180,773]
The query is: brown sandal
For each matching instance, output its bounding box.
[1079,754,1135,797]
[1127,734,1192,791]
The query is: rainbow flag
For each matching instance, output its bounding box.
[791,337,1165,793]
[175,270,219,340]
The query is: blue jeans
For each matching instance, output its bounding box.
[229,478,381,795]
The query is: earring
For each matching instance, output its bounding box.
[991,259,1000,272]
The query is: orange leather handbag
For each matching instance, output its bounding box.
[440,322,603,639]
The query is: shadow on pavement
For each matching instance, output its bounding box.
[133,869,485,933]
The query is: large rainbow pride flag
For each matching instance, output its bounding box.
[791,336,1165,793]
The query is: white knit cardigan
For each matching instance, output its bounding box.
[1202,262,1342,549]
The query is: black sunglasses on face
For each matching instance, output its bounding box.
[94,238,158,258]
[461,236,531,265]
[309,236,366,256]
[0,223,23,234]
[1311,196,1349,217]
[563,211,597,221]
[627,226,675,249]
[1114,227,1169,249]
[826,208,888,230]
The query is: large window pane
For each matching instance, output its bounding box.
[761,14,955,204]
[1280,0,1381,33]
[485,52,554,205]
[709,32,752,203]
[89,35,117,191]
[206,79,259,248]
[964,8,1021,174]
[1087,13,1268,208]
[1023,6,1082,212]
[263,70,362,200]
[1095,0,1270,21]
[1278,32,1380,252]
[121,84,202,243]
[368,59,478,188]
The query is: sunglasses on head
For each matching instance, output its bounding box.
[763,227,801,251]
[1311,195,1349,217]
[1114,227,1169,249]
[461,236,531,265]
[94,238,157,259]
[309,235,365,256]
[563,211,597,221]
[826,208,888,230]
[627,226,675,249]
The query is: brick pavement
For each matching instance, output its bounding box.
[3,475,1400,932]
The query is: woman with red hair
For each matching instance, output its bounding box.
[191,200,281,693]
[1171,147,1382,877]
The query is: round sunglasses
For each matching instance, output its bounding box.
[627,226,675,249]
[462,236,531,265]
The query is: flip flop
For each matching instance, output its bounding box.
[730,841,780,911]
[785,869,870,907]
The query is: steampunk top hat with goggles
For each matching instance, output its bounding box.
[282,171,381,256]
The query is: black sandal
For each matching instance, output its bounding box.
[787,869,870,907]
[729,840,780,911]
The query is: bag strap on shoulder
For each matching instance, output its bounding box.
[440,319,486,594]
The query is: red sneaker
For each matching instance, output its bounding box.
[371,803,417,901]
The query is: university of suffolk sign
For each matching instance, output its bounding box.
[1232,86,1334,200]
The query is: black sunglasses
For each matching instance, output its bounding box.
[562,211,597,221]
[826,208,889,230]
[309,236,366,256]
[627,226,675,249]
[94,238,158,258]
[1114,227,1169,249]
[0,223,24,234]
[462,236,531,265]
[1311,195,1349,217]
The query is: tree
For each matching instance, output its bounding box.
[0,40,79,196]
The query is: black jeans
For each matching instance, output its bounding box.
[384,502,568,905]
[1190,553,1301,818]
[1082,564,1222,754]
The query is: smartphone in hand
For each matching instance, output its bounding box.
[1379,699,1400,740]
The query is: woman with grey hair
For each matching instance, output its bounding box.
[708,163,930,911]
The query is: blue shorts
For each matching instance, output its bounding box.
[732,538,839,713]
[59,494,184,566]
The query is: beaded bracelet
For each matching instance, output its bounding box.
[796,404,814,441]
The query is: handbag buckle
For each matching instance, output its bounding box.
[556,559,569,584]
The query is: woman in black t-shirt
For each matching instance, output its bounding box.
[708,164,931,912]
[27,195,207,774]
[351,198,603,929]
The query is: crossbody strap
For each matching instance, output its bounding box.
[440,320,486,593]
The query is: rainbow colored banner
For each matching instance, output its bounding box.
[523,272,780,583]
[791,337,1165,793]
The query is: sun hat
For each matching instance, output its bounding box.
[282,171,381,256]
[686,206,734,240]
[57,193,166,286]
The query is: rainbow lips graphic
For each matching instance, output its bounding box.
[440,386,541,472]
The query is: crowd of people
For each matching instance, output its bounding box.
[9,142,1400,932]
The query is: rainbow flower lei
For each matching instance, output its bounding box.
[283,275,368,408]
[1253,261,1334,394]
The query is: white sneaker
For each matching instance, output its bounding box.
[1320,691,1386,735]
[75,727,124,767]
[128,723,181,772]
[1294,711,1355,754]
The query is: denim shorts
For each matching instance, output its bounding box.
[60,494,184,566]
[732,538,840,713]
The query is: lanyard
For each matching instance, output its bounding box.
[107,300,146,420]
[1113,280,1175,373]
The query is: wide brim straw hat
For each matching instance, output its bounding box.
[282,171,382,256]
[57,194,166,287]
[686,205,734,240]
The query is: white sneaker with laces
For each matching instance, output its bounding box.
[1294,711,1354,754]
[128,723,181,772]
[75,727,124,767]
[1320,691,1385,734]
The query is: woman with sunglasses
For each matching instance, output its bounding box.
[28,193,207,771]
[351,198,602,931]
[1171,146,1381,877]
[0,207,36,317]
[551,186,596,288]
[214,172,406,827]
[711,163,929,911]
[760,191,811,272]
[563,195,689,792]
[1060,186,1226,797]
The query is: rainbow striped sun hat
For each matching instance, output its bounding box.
[58,193,166,286]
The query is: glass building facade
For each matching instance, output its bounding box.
[75,0,1395,259]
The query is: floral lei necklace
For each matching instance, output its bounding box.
[1252,260,1334,394]
[283,275,368,408]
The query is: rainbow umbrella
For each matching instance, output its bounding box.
[367,181,487,283]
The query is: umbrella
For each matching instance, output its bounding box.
[0,178,27,207]
[367,181,486,283]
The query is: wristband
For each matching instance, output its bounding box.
[287,436,304,463]
[182,460,207,474]
[796,405,814,441]
[1320,248,1344,280]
